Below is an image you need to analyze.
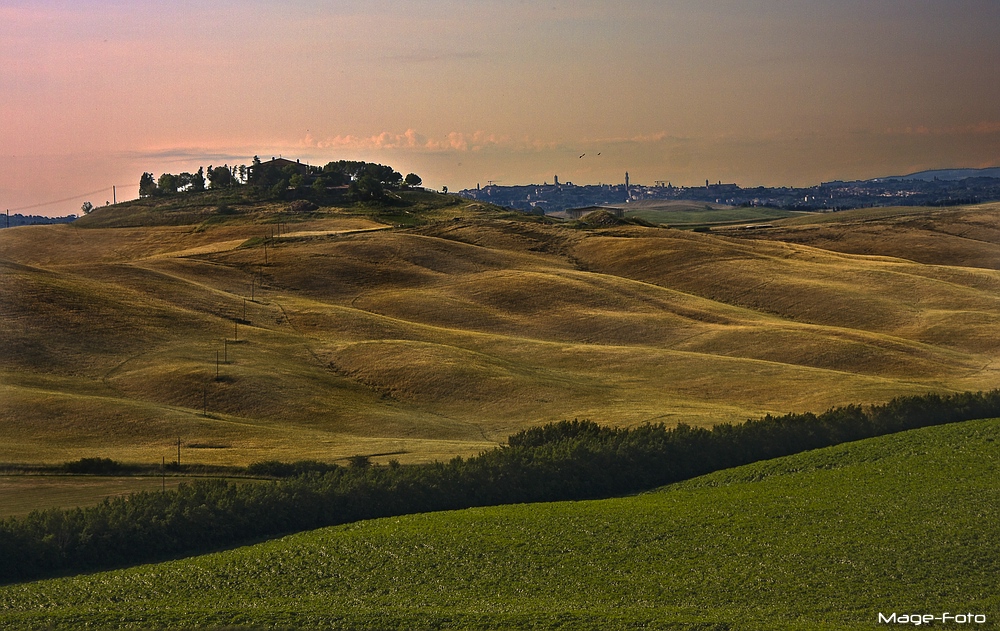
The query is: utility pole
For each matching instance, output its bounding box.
[177,438,181,467]
[243,298,247,321]
[113,186,116,205]
[162,456,166,491]
[216,350,220,379]
[224,338,228,363]
[4,209,8,229]
[234,319,239,341]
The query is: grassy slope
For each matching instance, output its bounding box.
[5,196,1000,468]
[2,417,997,630]
[610,199,807,226]
[0,476,214,518]
[724,202,1000,270]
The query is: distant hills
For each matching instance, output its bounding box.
[883,167,1000,181]
[0,213,77,228]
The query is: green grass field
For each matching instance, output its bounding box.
[2,416,997,630]
[609,200,808,226]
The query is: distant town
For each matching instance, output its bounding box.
[458,168,1000,213]
[7,167,1000,228]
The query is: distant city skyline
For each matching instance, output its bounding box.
[3,0,1000,216]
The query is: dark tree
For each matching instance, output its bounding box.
[208,165,233,189]
[349,173,385,201]
[404,173,422,187]
[157,173,178,194]
[248,156,263,184]
[363,163,402,187]
[191,167,206,192]
[311,177,327,197]
[139,172,157,198]
[348,455,372,469]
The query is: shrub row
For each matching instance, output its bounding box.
[2,390,999,584]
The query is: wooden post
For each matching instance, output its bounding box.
[224,338,228,363]
[113,186,116,205]
[243,298,247,321]
[177,437,181,467]
[203,385,207,416]
[216,350,220,378]
[162,456,165,491]
[234,319,238,341]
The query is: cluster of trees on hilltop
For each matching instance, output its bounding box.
[2,389,1000,584]
[139,165,242,197]
[138,157,422,204]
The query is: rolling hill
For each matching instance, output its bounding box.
[4,193,1000,466]
[721,202,1000,270]
[1,415,996,630]
[609,199,809,227]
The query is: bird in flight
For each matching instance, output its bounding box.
[579,153,586,158]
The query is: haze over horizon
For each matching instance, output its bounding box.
[3,0,1000,216]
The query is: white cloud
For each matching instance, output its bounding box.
[301,129,546,153]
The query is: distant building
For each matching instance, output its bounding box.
[253,157,309,176]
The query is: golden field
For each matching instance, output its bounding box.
[4,193,1000,466]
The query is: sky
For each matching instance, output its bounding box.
[2,0,1000,216]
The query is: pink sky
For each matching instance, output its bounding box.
[3,0,1000,216]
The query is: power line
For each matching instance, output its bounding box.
[7,185,137,212]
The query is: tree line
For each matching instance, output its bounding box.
[2,389,999,584]
[138,158,422,204]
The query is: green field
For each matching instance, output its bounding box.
[610,200,808,226]
[2,416,997,630]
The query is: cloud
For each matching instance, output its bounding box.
[123,147,259,165]
[302,129,547,153]
[582,131,674,145]
[970,121,1000,135]
[881,122,1000,136]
